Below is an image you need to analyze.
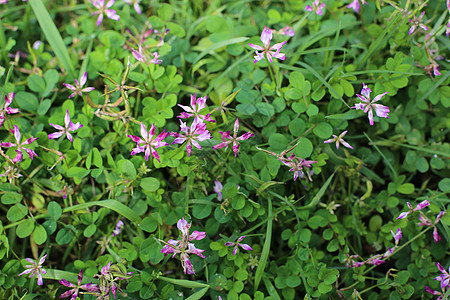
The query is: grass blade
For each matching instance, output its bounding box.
[254,196,273,290]
[158,276,210,288]
[364,132,398,180]
[299,172,335,210]
[29,0,74,77]
[191,37,249,66]
[262,274,281,300]
[63,200,142,223]
[186,287,209,300]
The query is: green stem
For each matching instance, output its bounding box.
[264,54,276,86]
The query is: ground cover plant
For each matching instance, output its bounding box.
[0,0,449,299]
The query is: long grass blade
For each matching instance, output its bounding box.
[191,37,249,66]
[63,200,142,223]
[254,196,273,290]
[29,0,74,77]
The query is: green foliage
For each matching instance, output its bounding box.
[0,0,448,299]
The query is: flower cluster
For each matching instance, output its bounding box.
[0,125,38,163]
[18,254,47,286]
[59,270,99,300]
[347,228,402,268]
[347,0,367,13]
[425,262,450,299]
[0,92,20,127]
[127,122,169,162]
[323,130,353,150]
[90,0,120,26]
[224,236,253,255]
[248,27,287,63]
[212,119,254,157]
[62,72,95,99]
[280,154,317,181]
[352,83,389,125]
[305,0,326,16]
[160,218,206,274]
[48,110,83,143]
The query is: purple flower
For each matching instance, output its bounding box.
[277,25,295,37]
[212,119,254,157]
[414,200,430,211]
[323,130,353,150]
[127,122,169,162]
[62,72,95,99]
[352,83,389,125]
[446,18,450,38]
[0,165,22,183]
[0,92,20,128]
[132,46,162,64]
[435,262,450,290]
[60,270,99,299]
[0,125,38,163]
[224,236,253,255]
[305,0,326,16]
[408,12,429,35]
[123,0,141,14]
[112,220,124,236]
[424,60,441,78]
[347,0,367,13]
[18,254,47,286]
[390,228,402,244]
[48,110,83,143]
[91,0,120,26]
[248,27,287,64]
[213,180,223,201]
[160,218,206,274]
[170,117,212,157]
[177,94,215,122]
[367,257,385,266]
[279,154,317,181]
[424,286,444,299]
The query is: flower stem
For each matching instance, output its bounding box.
[264,54,276,86]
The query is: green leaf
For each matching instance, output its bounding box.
[193,203,213,219]
[254,197,273,290]
[397,183,414,194]
[157,3,173,21]
[7,203,28,222]
[28,75,46,93]
[439,178,450,192]
[67,167,90,178]
[313,122,332,139]
[37,99,52,116]
[192,37,249,65]
[140,177,160,192]
[293,138,313,158]
[63,200,142,223]
[33,224,48,245]
[120,160,137,180]
[140,214,161,233]
[28,0,74,77]
[15,91,39,111]
[56,227,73,245]
[1,192,22,205]
[48,201,62,220]
[83,224,97,237]
[17,218,35,238]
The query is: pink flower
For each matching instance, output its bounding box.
[0,125,38,163]
[305,0,326,16]
[170,117,212,157]
[347,0,367,13]
[248,27,287,63]
[18,254,47,286]
[323,130,353,150]
[91,0,120,26]
[280,154,317,181]
[160,218,206,274]
[414,200,430,211]
[177,94,215,122]
[127,122,169,162]
[352,83,389,125]
[212,119,254,157]
[60,270,99,299]
[132,46,162,64]
[390,228,402,244]
[0,92,20,128]
[408,12,429,35]
[213,180,223,201]
[48,110,83,143]
[224,236,253,255]
[277,25,295,37]
[112,220,124,236]
[424,60,441,78]
[123,0,141,14]
[435,262,450,290]
[62,72,95,98]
